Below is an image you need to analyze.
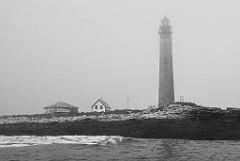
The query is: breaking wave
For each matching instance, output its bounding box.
[0,135,124,148]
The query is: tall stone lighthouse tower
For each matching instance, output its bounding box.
[158,16,175,108]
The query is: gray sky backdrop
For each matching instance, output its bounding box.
[1,0,240,115]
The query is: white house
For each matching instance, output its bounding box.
[91,98,111,112]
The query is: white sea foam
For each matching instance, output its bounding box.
[0,135,124,148]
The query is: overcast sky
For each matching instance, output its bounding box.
[1,0,240,115]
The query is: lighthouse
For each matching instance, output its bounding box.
[158,16,175,108]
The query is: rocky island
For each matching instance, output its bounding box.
[1,102,240,140]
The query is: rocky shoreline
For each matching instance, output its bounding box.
[1,118,240,140]
[1,103,240,140]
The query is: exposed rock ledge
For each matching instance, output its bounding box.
[1,103,240,140]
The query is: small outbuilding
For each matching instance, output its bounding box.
[43,101,79,114]
[91,98,111,112]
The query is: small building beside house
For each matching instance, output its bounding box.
[91,98,111,112]
[43,101,79,114]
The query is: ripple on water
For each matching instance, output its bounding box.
[0,136,240,161]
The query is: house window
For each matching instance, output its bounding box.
[100,105,103,109]
[95,105,98,109]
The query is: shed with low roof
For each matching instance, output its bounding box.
[43,101,79,114]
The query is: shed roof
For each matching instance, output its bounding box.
[43,101,79,109]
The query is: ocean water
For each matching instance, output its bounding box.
[0,135,240,161]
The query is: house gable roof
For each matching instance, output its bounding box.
[91,99,111,109]
[43,101,79,109]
